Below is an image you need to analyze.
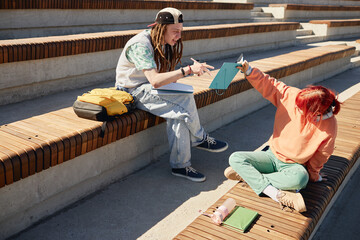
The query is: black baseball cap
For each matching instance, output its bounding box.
[148,7,183,27]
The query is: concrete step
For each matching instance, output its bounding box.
[296,35,326,44]
[251,17,278,22]
[296,29,314,36]
[252,7,264,12]
[251,12,273,17]
[346,42,360,57]
[351,55,360,68]
[351,47,360,57]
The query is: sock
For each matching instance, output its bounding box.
[262,185,280,202]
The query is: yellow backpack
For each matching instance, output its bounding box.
[73,87,135,119]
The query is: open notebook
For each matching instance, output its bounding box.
[151,82,194,95]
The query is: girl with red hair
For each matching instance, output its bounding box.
[224,59,340,212]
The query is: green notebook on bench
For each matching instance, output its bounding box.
[222,206,258,232]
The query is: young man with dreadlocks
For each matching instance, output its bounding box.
[224,59,340,212]
[115,7,228,182]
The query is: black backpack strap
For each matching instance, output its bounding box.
[100,121,107,138]
[100,116,116,138]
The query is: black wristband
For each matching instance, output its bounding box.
[180,67,185,77]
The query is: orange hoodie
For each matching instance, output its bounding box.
[246,68,337,182]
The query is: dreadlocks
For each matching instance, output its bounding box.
[150,24,183,73]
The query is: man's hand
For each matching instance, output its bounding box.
[190,58,214,76]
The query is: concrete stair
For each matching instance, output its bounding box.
[250,7,277,22]
[295,24,324,44]
[352,55,360,68]
[344,42,360,68]
[251,17,277,22]
[1,2,360,239]
[296,29,313,37]
[251,7,272,17]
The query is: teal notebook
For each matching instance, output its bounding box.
[222,206,258,232]
[209,62,240,90]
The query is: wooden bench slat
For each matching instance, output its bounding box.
[60,107,103,149]
[325,158,350,175]
[18,119,67,165]
[30,113,94,157]
[269,4,360,11]
[188,225,232,240]
[190,221,243,240]
[334,140,360,160]
[0,130,44,174]
[0,160,5,187]
[178,228,210,240]
[301,189,331,211]
[197,216,258,240]
[0,137,36,179]
[0,126,50,172]
[3,124,56,169]
[309,19,360,27]
[27,115,77,162]
[42,112,94,152]
[0,146,21,183]
[0,149,14,185]
[336,122,360,133]
[174,234,194,240]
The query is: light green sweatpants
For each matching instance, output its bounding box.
[229,148,309,195]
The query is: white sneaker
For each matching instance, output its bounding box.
[224,167,243,181]
[277,190,307,212]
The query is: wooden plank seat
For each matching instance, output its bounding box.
[263,4,360,21]
[0,44,354,189]
[240,0,360,7]
[174,80,360,240]
[268,4,360,11]
[300,19,360,40]
[309,19,360,27]
[0,22,300,64]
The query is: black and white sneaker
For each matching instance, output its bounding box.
[196,135,228,153]
[172,166,206,182]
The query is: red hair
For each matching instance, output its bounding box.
[295,85,341,124]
